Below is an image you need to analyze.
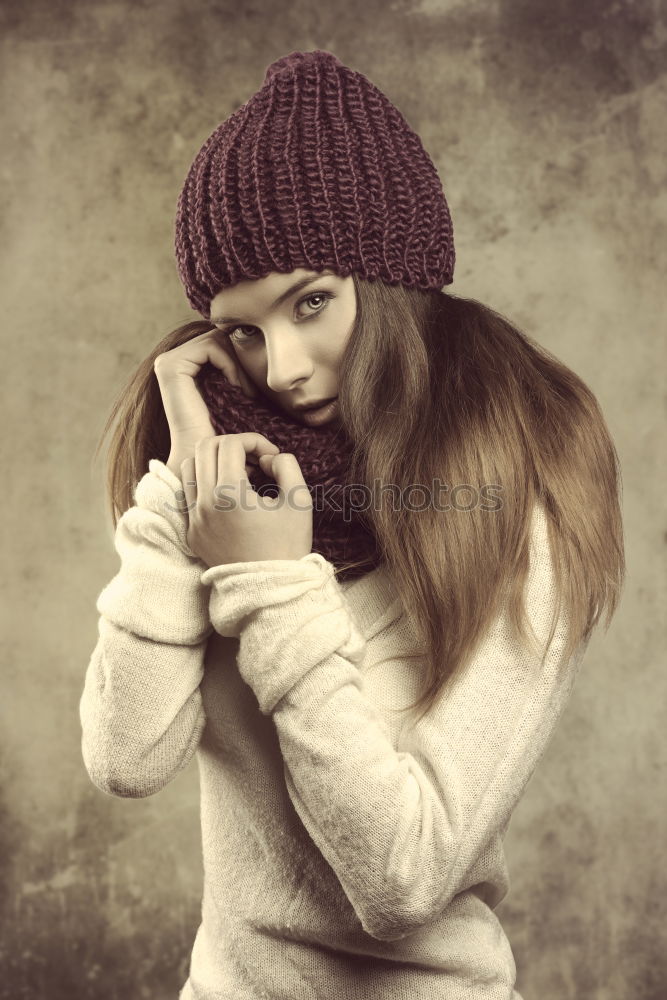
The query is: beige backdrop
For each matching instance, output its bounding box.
[2,0,665,997]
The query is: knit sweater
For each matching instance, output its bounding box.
[79,459,588,1000]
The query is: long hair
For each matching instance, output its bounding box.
[93,275,625,722]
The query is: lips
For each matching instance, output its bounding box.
[297,396,337,412]
[299,397,340,426]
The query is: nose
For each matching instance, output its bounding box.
[263,327,313,393]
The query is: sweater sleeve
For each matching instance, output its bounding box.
[79,459,214,798]
[200,505,589,941]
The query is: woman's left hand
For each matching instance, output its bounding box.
[180,434,314,568]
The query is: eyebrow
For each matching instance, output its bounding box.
[210,270,337,326]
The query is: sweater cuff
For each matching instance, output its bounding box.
[96,459,214,645]
[201,552,367,713]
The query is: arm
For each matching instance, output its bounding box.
[80,459,214,798]
[200,504,589,940]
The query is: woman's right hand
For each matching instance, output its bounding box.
[153,327,260,480]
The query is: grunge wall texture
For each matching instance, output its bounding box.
[1,0,665,997]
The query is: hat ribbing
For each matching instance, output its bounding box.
[175,49,455,316]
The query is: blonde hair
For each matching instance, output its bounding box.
[94,275,625,723]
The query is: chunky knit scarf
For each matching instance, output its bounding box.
[195,362,383,582]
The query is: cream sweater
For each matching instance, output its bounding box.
[80,459,588,1000]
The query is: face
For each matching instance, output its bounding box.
[208,268,356,426]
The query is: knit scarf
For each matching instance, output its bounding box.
[194,363,383,582]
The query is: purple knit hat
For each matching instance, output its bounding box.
[175,49,455,315]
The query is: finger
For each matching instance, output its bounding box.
[217,435,251,494]
[180,456,197,514]
[232,358,260,398]
[207,330,259,391]
[183,329,243,387]
[155,332,241,389]
[244,451,263,478]
[235,434,281,485]
[194,435,222,507]
[240,373,259,398]
[269,452,312,507]
[206,338,242,387]
[232,432,281,461]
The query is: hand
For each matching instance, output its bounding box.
[153,328,259,480]
[180,434,313,568]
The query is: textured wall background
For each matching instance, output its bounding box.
[1,0,665,997]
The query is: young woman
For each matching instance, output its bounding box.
[80,50,625,999]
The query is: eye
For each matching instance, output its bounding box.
[225,290,334,344]
[225,325,257,344]
[297,291,333,317]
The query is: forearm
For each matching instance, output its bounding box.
[80,618,208,797]
[81,459,213,796]
[272,652,457,941]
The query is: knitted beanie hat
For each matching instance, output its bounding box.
[175,49,455,316]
